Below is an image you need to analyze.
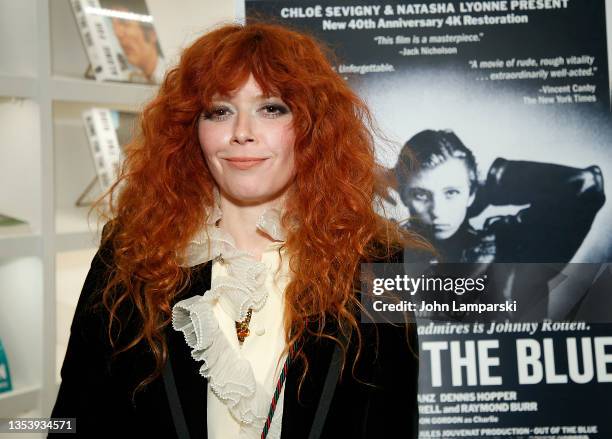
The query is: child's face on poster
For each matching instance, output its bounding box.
[402,158,475,240]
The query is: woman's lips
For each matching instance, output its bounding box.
[224,157,268,170]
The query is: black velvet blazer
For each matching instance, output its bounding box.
[49,241,419,438]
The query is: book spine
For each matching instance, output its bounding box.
[0,339,12,394]
[70,0,104,79]
[70,0,123,81]
[82,109,122,191]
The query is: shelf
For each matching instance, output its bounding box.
[0,74,37,99]
[50,76,157,109]
[0,234,41,259]
[0,384,40,419]
[55,231,100,253]
[56,207,93,235]
[55,207,101,253]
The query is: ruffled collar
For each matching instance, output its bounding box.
[180,187,286,268]
[172,187,288,438]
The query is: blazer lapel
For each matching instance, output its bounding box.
[165,261,213,439]
[280,327,337,439]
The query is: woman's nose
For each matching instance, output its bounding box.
[428,203,439,220]
[231,113,255,145]
[429,197,443,219]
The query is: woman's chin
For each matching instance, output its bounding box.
[432,228,457,241]
[223,188,282,206]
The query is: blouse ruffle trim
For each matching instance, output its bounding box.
[171,187,287,438]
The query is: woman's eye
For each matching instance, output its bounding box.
[203,107,232,121]
[445,189,460,198]
[260,104,289,118]
[409,189,430,202]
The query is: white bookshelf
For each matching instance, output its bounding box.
[0,235,41,259]
[0,75,37,99]
[0,256,43,423]
[50,77,156,106]
[0,0,238,420]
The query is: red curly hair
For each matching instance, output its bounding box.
[95,21,428,393]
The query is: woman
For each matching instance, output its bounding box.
[50,22,427,438]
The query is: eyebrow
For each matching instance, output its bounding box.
[212,94,279,101]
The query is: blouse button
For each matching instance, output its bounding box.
[255,326,265,336]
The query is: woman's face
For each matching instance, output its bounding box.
[198,74,296,205]
[401,158,475,240]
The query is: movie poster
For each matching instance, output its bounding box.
[246,1,612,437]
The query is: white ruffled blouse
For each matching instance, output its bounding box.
[171,193,290,439]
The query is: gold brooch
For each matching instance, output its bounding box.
[235,308,253,343]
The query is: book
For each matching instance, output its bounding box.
[0,213,30,236]
[82,108,136,192]
[70,0,166,84]
[0,339,12,394]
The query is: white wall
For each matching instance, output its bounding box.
[147,0,237,68]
